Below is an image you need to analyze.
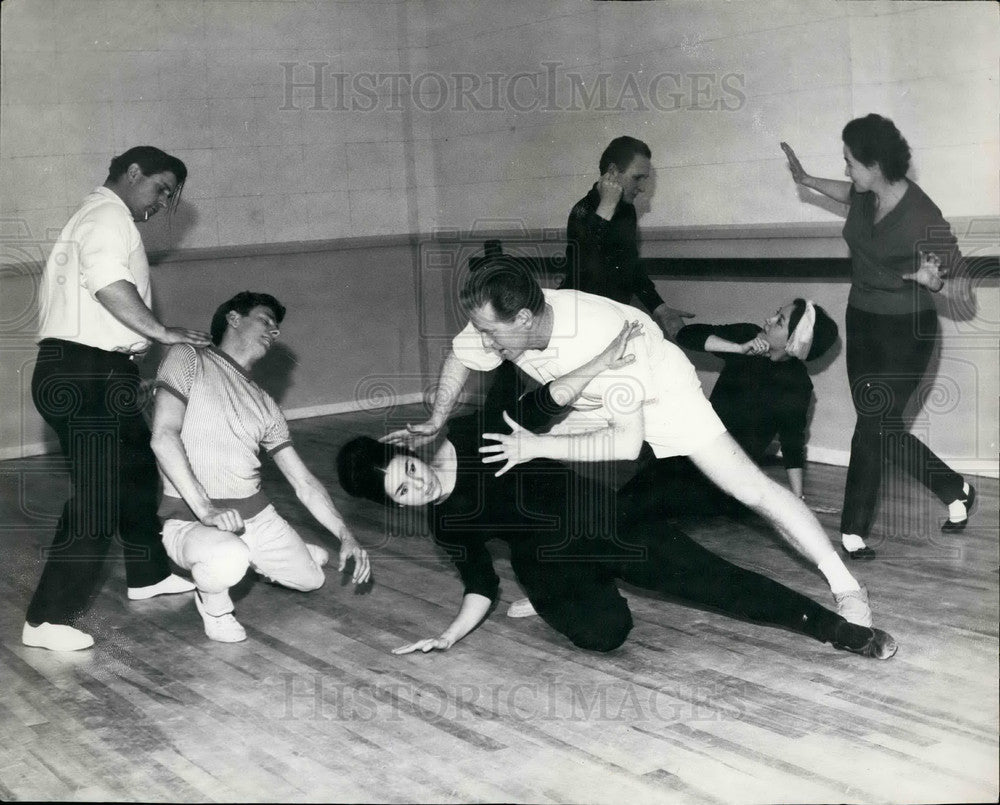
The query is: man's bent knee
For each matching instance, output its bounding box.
[196,539,251,590]
[566,608,633,652]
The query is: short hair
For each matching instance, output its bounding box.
[459,256,544,320]
[107,146,188,185]
[841,114,911,182]
[210,291,286,346]
[787,299,838,361]
[337,435,412,506]
[599,136,652,174]
[107,146,188,214]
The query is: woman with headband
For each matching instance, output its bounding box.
[671,299,839,504]
[782,115,975,559]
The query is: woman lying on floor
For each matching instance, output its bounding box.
[337,324,896,661]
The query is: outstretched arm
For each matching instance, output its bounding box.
[546,320,643,407]
[392,593,492,655]
[381,351,472,449]
[480,405,645,476]
[780,142,852,204]
[272,446,371,584]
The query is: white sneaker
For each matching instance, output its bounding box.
[194,592,247,643]
[506,597,538,618]
[833,585,873,628]
[128,573,196,600]
[22,622,94,651]
[306,543,330,567]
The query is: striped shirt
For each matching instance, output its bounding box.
[155,344,291,520]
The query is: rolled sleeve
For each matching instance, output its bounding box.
[76,209,137,296]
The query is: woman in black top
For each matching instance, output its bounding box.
[617,299,837,522]
[337,324,895,661]
[674,298,838,498]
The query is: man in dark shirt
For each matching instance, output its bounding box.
[559,135,692,339]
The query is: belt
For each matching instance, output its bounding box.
[38,338,148,363]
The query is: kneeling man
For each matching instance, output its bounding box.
[151,291,370,642]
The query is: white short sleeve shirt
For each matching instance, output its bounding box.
[453,288,725,457]
[37,187,153,353]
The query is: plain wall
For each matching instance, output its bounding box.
[1,0,997,474]
[2,1,997,247]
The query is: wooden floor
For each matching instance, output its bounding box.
[1,404,997,804]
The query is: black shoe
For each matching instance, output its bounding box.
[942,484,976,533]
[841,544,877,560]
[832,623,898,660]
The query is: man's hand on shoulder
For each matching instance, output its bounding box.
[161,327,211,347]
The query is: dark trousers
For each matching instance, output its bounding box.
[840,307,964,537]
[510,517,842,653]
[616,450,739,520]
[26,339,170,626]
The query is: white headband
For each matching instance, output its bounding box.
[784,300,816,360]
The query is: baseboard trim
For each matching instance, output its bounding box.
[805,446,998,479]
[7,400,997,480]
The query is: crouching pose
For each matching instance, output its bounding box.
[151,291,370,642]
[338,325,896,660]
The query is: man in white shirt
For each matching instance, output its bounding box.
[24,147,210,652]
[384,258,873,626]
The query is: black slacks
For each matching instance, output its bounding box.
[509,499,842,653]
[26,339,170,626]
[840,307,963,537]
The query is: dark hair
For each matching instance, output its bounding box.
[841,114,911,182]
[210,291,286,346]
[107,146,188,213]
[459,256,544,320]
[337,436,412,505]
[787,299,838,361]
[599,136,651,174]
[108,146,188,185]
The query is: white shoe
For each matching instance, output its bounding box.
[22,622,94,651]
[128,573,196,601]
[506,597,538,618]
[194,592,247,643]
[833,585,873,628]
[306,543,330,567]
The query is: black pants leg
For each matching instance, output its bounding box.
[617,455,737,520]
[26,341,170,626]
[510,545,633,653]
[839,308,964,537]
[610,519,843,643]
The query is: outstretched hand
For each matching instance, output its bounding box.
[392,635,453,655]
[601,320,644,370]
[479,411,539,477]
[902,251,945,292]
[379,420,441,449]
[780,142,807,185]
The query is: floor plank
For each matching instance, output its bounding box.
[1,404,997,803]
